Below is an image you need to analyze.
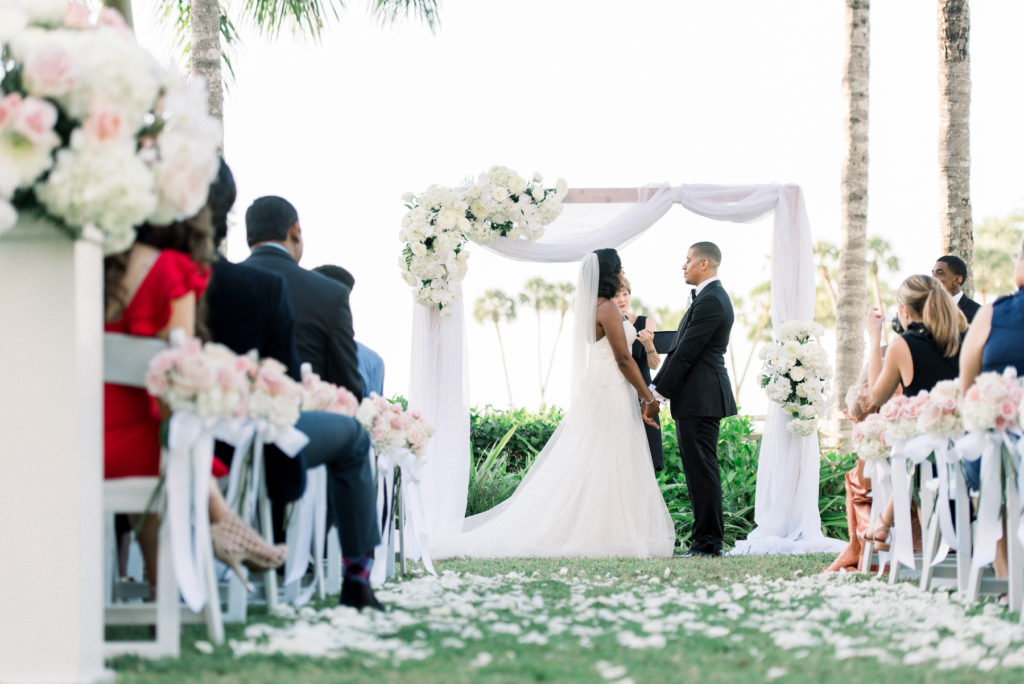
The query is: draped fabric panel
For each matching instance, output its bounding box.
[409,183,843,554]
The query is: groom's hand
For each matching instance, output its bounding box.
[642,400,661,427]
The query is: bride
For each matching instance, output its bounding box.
[432,248,676,558]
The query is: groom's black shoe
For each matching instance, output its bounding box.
[340,580,385,611]
[682,549,720,558]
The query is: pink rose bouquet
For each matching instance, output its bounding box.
[145,339,251,420]
[916,380,963,440]
[248,358,303,429]
[0,2,220,251]
[961,368,1022,434]
[852,413,889,462]
[300,365,359,417]
[355,393,434,456]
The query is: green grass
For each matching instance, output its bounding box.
[109,555,1023,683]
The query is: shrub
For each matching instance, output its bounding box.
[470,405,563,472]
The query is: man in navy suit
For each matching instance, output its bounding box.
[644,242,736,557]
[932,255,981,323]
[243,197,364,400]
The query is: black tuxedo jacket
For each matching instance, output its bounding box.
[958,294,981,324]
[205,256,306,503]
[653,280,737,420]
[244,245,365,399]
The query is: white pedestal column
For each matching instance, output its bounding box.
[0,221,110,683]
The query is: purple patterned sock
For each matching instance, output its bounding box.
[342,554,374,585]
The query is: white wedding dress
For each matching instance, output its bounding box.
[431,320,676,559]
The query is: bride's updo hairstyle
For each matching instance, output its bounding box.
[593,248,622,299]
[897,274,967,358]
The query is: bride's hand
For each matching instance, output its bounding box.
[642,399,660,427]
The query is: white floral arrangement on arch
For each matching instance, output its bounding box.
[0,1,221,252]
[758,320,833,436]
[355,393,434,457]
[398,165,568,313]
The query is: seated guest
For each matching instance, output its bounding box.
[243,199,364,400]
[105,203,285,588]
[230,193,382,610]
[932,255,981,323]
[313,264,385,396]
[856,274,967,548]
[958,239,1024,579]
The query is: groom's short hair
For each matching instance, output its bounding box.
[690,241,722,268]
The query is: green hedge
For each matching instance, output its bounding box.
[468,406,855,550]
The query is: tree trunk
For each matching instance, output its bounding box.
[835,0,870,440]
[535,308,545,406]
[102,0,134,28]
[494,322,514,407]
[191,0,224,126]
[938,0,974,295]
[819,265,838,312]
[541,311,567,403]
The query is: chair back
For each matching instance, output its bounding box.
[103,333,169,388]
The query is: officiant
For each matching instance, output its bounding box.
[613,278,664,471]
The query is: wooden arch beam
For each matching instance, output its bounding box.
[563,188,656,204]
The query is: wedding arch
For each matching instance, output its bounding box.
[408,183,844,556]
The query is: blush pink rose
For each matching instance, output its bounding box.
[83,103,128,142]
[23,44,76,97]
[64,1,92,29]
[97,8,132,37]
[0,93,23,129]
[12,97,59,148]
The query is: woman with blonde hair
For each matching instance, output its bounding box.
[856,274,967,547]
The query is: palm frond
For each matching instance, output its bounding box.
[369,0,440,31]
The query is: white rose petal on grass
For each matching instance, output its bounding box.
[194,640,214,654]
[469,652,493,668]
[596,661,628,680]
[766,667,787,681]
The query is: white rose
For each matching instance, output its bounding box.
[0,9,28,43]
[789,366,806,382]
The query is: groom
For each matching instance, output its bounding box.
[644,241,736,557]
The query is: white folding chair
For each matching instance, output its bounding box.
[102,332,224,657]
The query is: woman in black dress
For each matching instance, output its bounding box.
[613,277,664,471]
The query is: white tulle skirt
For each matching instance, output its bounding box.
[431,340,676,559]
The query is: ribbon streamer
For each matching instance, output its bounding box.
[283,465,328,605]
[958,432,1005,570]
[164,411,216,613]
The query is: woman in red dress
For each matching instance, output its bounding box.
[105,208,286,585]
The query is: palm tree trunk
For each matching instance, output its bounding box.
[541,311,567,403]
[535,308,545,405]
[835,0,870,440]
[191,0,224,125]
[494,322,514,407]
[938,0,974,295]
[102,0,134,28]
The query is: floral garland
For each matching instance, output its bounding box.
[0,2,221,253]
[398,165,567,313]
[758,320,832,436]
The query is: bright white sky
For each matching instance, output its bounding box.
[131,0,1024,413]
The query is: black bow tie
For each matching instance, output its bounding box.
[690,289,697,302]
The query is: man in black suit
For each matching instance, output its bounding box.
[644,242,736,557]
[933,255,981,323]
[243,196,364,399]
[204,182,381,610]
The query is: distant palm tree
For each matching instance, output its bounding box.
[519,277,557,404]
[938,0,974,294]
[835,0,870,428]
[814,240,840,316]
[729,280,773,399]
[154,0,439,123]
[974,211,1024,302]
[474,290,517,407]
[540,281,574,406]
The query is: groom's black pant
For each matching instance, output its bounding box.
[676,416,723,554]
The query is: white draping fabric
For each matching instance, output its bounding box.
[410,183,840,553]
